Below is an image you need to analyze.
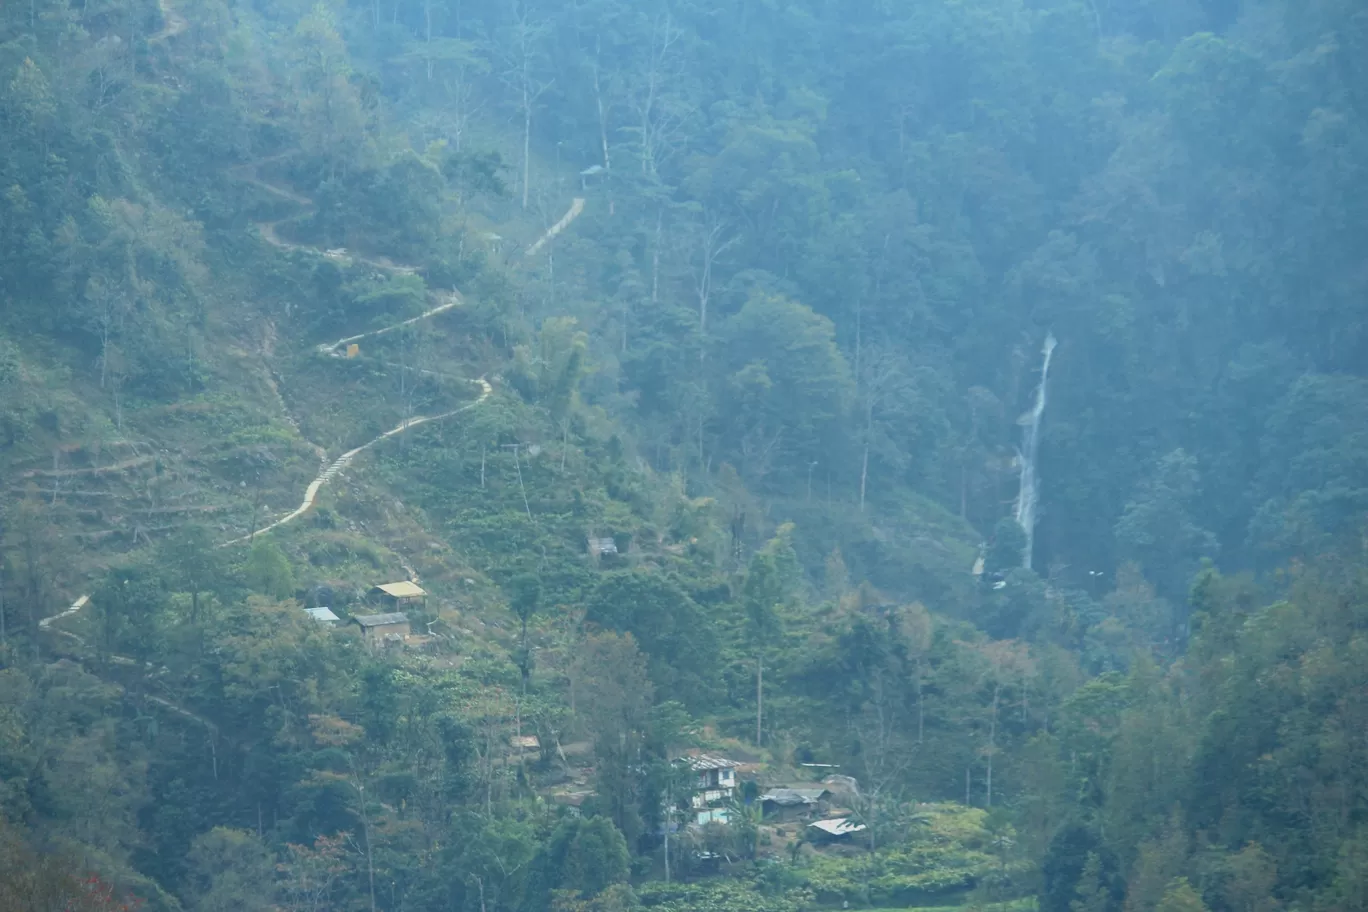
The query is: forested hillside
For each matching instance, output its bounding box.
[1,0,1366,910]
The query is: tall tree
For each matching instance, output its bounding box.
[495,1,553,210]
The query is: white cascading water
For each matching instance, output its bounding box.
[1014,333,1057,570]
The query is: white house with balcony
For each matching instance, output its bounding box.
[684,755,738,824]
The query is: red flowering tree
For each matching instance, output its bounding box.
[63,874,144,912]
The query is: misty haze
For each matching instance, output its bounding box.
[0,1,1365,910]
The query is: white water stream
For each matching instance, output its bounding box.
[1014,333,1057,570]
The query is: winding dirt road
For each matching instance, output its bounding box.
[44,157,493,638]
[226,160,492,546]
[219,376,490,547]
[39,594,89,633]
[235,160,420,275]
[315,293,463,358]
[525,197,586,257]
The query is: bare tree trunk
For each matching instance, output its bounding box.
[49,449,61,507]
[698,410,704,467]
[504,444,533,521]
[651,209,662,308]
[630,12,680,176]
[591,37,612,174]
[99,321,110,389]
[986,684,999,808]
[485,725,493,815]
[853,295,863,389]
[503,6,548,211]
[639,62,655,174]
[916,657,925,743]
[516,448,532,521]
[960,458,968,519]
[521,99,531,210]
[663,779,671,883]
[859,440,870,512]
[423,0,434,80]
[755,654,763,746]
[693,219,736,363]
[547,242,556,308]
[22,524,40,661]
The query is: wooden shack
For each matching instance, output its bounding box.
[352,612,411,647]
[807,817,867,843]
[369,581,427,610]
[760,787,831,822]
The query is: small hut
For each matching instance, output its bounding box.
[510,735,541,754]
[370,581,427,610]
[352,612,411,647]
[807,817,867,843]
[303,606,340,626]
[760,787,831,822]
[580,164,605,191]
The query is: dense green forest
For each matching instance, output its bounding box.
[1,0,1366,909]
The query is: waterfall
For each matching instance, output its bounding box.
[1014,333,1057,570]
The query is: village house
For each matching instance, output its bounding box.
[352,612,411,647]
[684,755,738,825]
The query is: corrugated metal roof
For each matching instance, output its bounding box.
[373,581,426,599]
[686,754,737,771]
[353,612,410,627]
[808,817,867,836]
[304,607,340,622]
[761,788,828,806]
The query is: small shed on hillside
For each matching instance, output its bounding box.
[808,817,867,842]
[587,536,618,557]
[304,606,340,626]
[370,581,427,609]
[353,612,411,647]
[580,164,605,191]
